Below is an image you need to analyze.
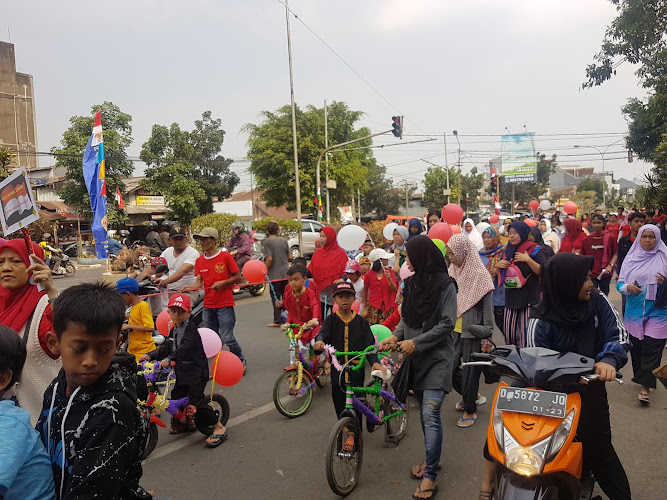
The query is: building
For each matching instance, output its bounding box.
[121,177,170,227]
[214,190,297,221]
[548,167,582,200]
[615,177,640,201]
[0,42,38,170]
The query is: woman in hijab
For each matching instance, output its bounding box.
[408,218,424,240]
[560,218,587,255]
[390,225,409,271]
[479,227,506,332]
[446,235,495,429]
[495,221,546,347]
[462,218,484,250]
[0,239,61,424]
[426,210,441,231]
[379,236,457,499]
[539,218,560,253]
[309,226,349,317]
[617,224,667,404]
[660,217,667,246]
[528,226,555,258]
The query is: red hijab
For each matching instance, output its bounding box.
[308,226,349,290]
[560,219,586,254]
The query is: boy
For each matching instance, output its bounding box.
[358,255,371,277]
[145,294,227,448]
[335,260,364,310]
[581,214,618,296]
[276,265,321,365]
[38,283,148,500]
[0,326,55,500]
[605,213,621,241]
[116,277,155,358]
[314,283,385,420]
[615,212,645,315]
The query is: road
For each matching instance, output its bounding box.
[62,268,665,499]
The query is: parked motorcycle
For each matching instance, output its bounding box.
[233,258,266,297]
[48,252,76,277]
[462,326,623,500]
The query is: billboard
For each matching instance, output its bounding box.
[501,133,536,184]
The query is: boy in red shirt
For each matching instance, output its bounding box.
[580,215,618,296]
[183,227,245,372]
[605,213,621,241]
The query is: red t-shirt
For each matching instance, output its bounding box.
[606,223,620,241]
[282,284,321,343]
[194,251,239,308]
[363,269,397,312]
[581,232,618,277]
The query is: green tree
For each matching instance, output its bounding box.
[576,178,605,203]
[245,102,374,215]
[0,147,14,179]
[573,190,598,212]
[496,154,557,208]
[361,163,403,218]
[54,102,132,223]
[423,166,486,211]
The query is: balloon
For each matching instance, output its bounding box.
[383,222,399,241]
[563,201,578,215]
[198,327,222,358]
[489,214,500,224]
[315,237,322,249]
[243,259,267,284]
[399,261,415,280]
[529,200,539,211]
[428,222,453,243]
[450,224,462,234]
[539,199,551,211]
[211,351,244,387]
[525,218,537,227]
[442,204,464,225]
[431,239,447,258]
[337,225,367,251]
[332,301,361,314]
[371,324,392,345]
[156,310,172,337]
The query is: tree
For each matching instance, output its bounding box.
[141,111,240,217]
[573,190,598,212]
[576,178,605,204]
[362,163,403,218]
[496,154,557,208]
[423,166,486,211]
[54,102,133,223]
[245,102,374,215]
[0,147,15,179]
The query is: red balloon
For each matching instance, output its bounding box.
[428,222,453,244]
[315,237,322,249]
[489,215,500,224]
[242,259,268,284]
[156,310,172,337]
[528,200,539,211]
[450,224,462,234]
[442,204,464,225]
[211,351,244,387]
[332,301,361,314]
[525,218,537,227]
[563,201,578,215]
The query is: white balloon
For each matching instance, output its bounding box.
[337,225,367,251]
[382,222,399,241]
[539,199,551,210]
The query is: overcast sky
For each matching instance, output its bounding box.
[3,0,650,191]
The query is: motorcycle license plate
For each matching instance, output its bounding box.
[496,387,567,419]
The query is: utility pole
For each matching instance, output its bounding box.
[324,100,330,223]
[284,0,302,250]
[443,132,450,204]
[453,130,461,205]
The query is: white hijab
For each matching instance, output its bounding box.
[540,218,553,236]
[462,218,484,250]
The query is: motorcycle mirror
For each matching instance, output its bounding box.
[468,325,493,340]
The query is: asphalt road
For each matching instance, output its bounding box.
[63,268,665,499]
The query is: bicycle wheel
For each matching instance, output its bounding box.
[197,393,231,436]
[315,366,328,388]
[326,416,363,496]
[383,387,409,443]
[273,369,313,418]
[142,422,159,459]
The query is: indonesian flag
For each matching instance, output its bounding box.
[115,186,125,210]
[491,165,496,179]
[514,201,520,209]
[494,194,501,215]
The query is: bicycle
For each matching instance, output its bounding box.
[272,323,328,418]
[322,345,408,496]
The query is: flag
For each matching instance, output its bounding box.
[494,194,501,215]
[115,186,125,210]
[514,201,520,209]
[491,165,496,179]
[82,110,108,259]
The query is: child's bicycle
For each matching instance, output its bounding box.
[272,323,329,418]
[138,360,230,458]
[323,345,408,496]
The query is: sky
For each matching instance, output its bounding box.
[2,0,651,192]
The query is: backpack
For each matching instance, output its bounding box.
[504,260,529,289]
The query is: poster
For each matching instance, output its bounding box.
[0,168,39,236]
[501,133,537,184]
[338,205,354,223]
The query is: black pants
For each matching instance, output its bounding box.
[593,277,611,296]
[452,334,482,414]
[630,334,667,389]
[171,380,217,434]
[270,279,287,324]
[321,301,333,320]
[331,369,365,419]
[493,306,504,334]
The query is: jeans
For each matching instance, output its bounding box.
[452,335,482,414]
[270,279,287,324]
[203,307,244,361]
[413,389,446,481]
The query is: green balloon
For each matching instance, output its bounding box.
[370,324,392,344]
[432,238,447,257]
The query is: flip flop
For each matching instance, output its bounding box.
[638,392,650,404]
[205,432,228,448]
[342,434,355,452]
[456,396,486,411]
[267,323,280,328]
[412,484,438,499]
[457,415,477,428]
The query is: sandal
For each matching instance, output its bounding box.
[479,490,494,500]
[267,323,280,328]
[342,434,355,452]
[456,396,487,411]
[638,392,650,404]
[412,484,438,499]
[205,432,228,448]
[410,462,442,479]
[457,415,477,428]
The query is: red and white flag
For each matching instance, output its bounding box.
[494,194,501,215]
[115,186,125,210]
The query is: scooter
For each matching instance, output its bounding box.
[463,325,623,500]
[48,252,76,277]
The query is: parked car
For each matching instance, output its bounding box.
[288,219,326,259]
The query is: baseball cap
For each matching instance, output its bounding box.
[169,228,187,239]
[345,260,361,274]
[115,277,139,294]
[368,248,392,262]
[151,256,167,267]
[168,293,192,312]
[193,227,219,240]
[332,282,355,298]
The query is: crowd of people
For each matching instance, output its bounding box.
[0,205,665,499]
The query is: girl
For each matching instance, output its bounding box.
[391,226,409,272]
[408,218,424,240]
[362,252,397,324]
[479,227,506,332]
[560,218,587,255]
[462,218,484,250]
[528,226,555,258]
[539,218,560,253]
[426,210,441,231]
[309,226,349,317]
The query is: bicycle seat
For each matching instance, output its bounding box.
[371,370,391,381]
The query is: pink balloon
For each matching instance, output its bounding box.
[243,259,267,284]
[428,222,453,243]
[211,351,244,387]
[156,310,172,337]
[442,204,464,225]
[399,262,414,281]
[332,301,361,314]
[529,200,539,211]
[198,327,222,358]
[450,224,462,234]
[525,218,537,227]
[563,201,578,215]
[489,215,499,224]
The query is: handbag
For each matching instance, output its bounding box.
[391,355,414,404]
[504,260,528,289]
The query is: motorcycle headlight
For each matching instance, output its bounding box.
[506,446,542,477]
[492,406,504,451]
[546,409,575,461]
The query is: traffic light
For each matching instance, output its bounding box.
[391,116,403,139]
[490,175,497,192]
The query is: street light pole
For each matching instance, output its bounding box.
[573,138,624,210]
[443,132,450,204]
[324,99,330,223]
[453,130,461,205]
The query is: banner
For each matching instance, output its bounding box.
[337,205,354,223]
[501,133,536,184]
[0,168,39,235]
[82,110,108,259]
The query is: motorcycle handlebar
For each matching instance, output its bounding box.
[580,373,623,385]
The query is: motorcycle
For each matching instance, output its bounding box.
[48,252,76,277]
[463,325,623,500]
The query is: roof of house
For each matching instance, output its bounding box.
[549,168,582,191]
[616,177,639,189]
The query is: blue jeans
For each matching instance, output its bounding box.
[203,307,244,361]
[414,389,446,481]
